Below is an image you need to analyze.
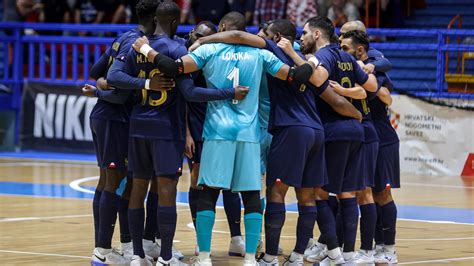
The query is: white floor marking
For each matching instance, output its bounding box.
[403,182,474,189]
[69,176,99,194]
[0,162,94,167]
[399,256,474,264]
[0,214,91,222]
[0,249,90,259]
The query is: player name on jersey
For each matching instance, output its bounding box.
[221,51,251,61]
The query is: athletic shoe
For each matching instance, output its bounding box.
[243,257,259,266]
[373,245,384,263]
[91,247,130,265]
[228,236,246,257]
[303,238,316,258]
[143,239,160,260]
[352,250,375,265]
[319,253,345,265]
[341,252,357,266]
[130,255,153,266]
[384,251,398,264]
[121,242,133,259]
[282,256,304,266]
[190,256,212,266]
[256,253,279,266]
[305,242,327,263]
[157,256,189,265]
[156,238,185,260]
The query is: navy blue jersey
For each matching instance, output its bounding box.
[314,44,369,142]
[90,28,141,122]
[366,58,398,146]
[123,35,234,141]
[264,40,325,134]
[187,70,208,142]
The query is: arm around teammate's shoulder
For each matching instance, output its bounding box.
[189,30,266,52]
[319,84,363,122]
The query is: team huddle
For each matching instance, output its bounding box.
[83,0,400,265]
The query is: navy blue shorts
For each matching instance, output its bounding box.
[373,142,400,192]
[267,126,327,188]
[128,137,184,179]
[323,140,363,194]
[357,141,379,190]
[90,118,129,170]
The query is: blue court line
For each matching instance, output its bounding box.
[0,151,96,162]
[1,181,473,225]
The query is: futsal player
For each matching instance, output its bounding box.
[132,11,314,265]
[120,3,250,265]
[82,0,164,264]
[182,21,246,258]
[278,16,377,263]
[341,30,400,264]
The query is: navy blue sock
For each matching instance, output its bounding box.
[158,205,177,261]
[223,190,242,237]
[328,195,339,217]
[129,208,145,258]
[189,187,200,229]
[381,201,397,245]
[119,198,131,243]
[374,203,384,245]
[316,200,338,250]
[93,189,102,247]
[295,205,317,254]
[264,202,285,256]
[339,198,359,252]
[144,191,158,241]
[336,210,344,247]
[98,191,119,249]
[359,203,377,250]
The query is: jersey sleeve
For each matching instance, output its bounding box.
[261,49,285,77]
[188,44,215,70]
[316,49,333,77]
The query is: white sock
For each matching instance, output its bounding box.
[198,252,210,260]
[384,245,395,253]
[244,253,255,261]
[263,254,276,262]
[231,235,243,242]
[289,251,303,261]
[375,244,384,250]
[327,247,341,259]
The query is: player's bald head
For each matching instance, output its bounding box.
[155,1,181,25]
[340,20,367,35]
[219,12,246,32]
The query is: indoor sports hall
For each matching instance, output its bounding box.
[0,0,473,265]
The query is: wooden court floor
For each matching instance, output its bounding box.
[0,157,473,265]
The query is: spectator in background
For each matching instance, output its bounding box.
[191,0,229,25]
[74,0,105,24]
[327,0,359,26]
[252,0,286,26]
[3,0,40,22]
[286,0,318,27]
[124,0,139,23]
[229,0,255,25]
[38,0,72,23]
[102,0,126,24]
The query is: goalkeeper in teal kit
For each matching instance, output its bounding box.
[133,12,313,265]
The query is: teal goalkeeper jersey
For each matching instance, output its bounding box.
[189,43,284,142]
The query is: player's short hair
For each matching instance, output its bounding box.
[135,0,160,23]
[196,20,217,34]
[220,12,246,31]
[155,1,181,24]
[269,19,296,41]
[305,16,335,40]
[342,30,370,51]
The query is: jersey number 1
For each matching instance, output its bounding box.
[227,67,239,104]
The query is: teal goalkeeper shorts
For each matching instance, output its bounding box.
[198,140,261,192]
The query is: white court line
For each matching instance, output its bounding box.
[402,182,474,190]
[0,214,91,222]
[399,256,474,265]
[69,176,99,194]
[0,162,94,168]
[0,249,90,259]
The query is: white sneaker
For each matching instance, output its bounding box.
[384,250,398,264]
[121,242,133,260]
[257,239,283,256]
[305,242,327,263]
[342,252,357,265]
[190,256,212,266]
[244,257,259,266]
[373,245,384,263]
[228,236,246,257]
[91,247,130,265]
[143,239,160,260]
[319,253,345,265]
[157,256,189,265]
[156,238,185,260]
[257,254,279,265]
[352,250,375,265]
[282,255,304,266]
[130,255,154,266]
